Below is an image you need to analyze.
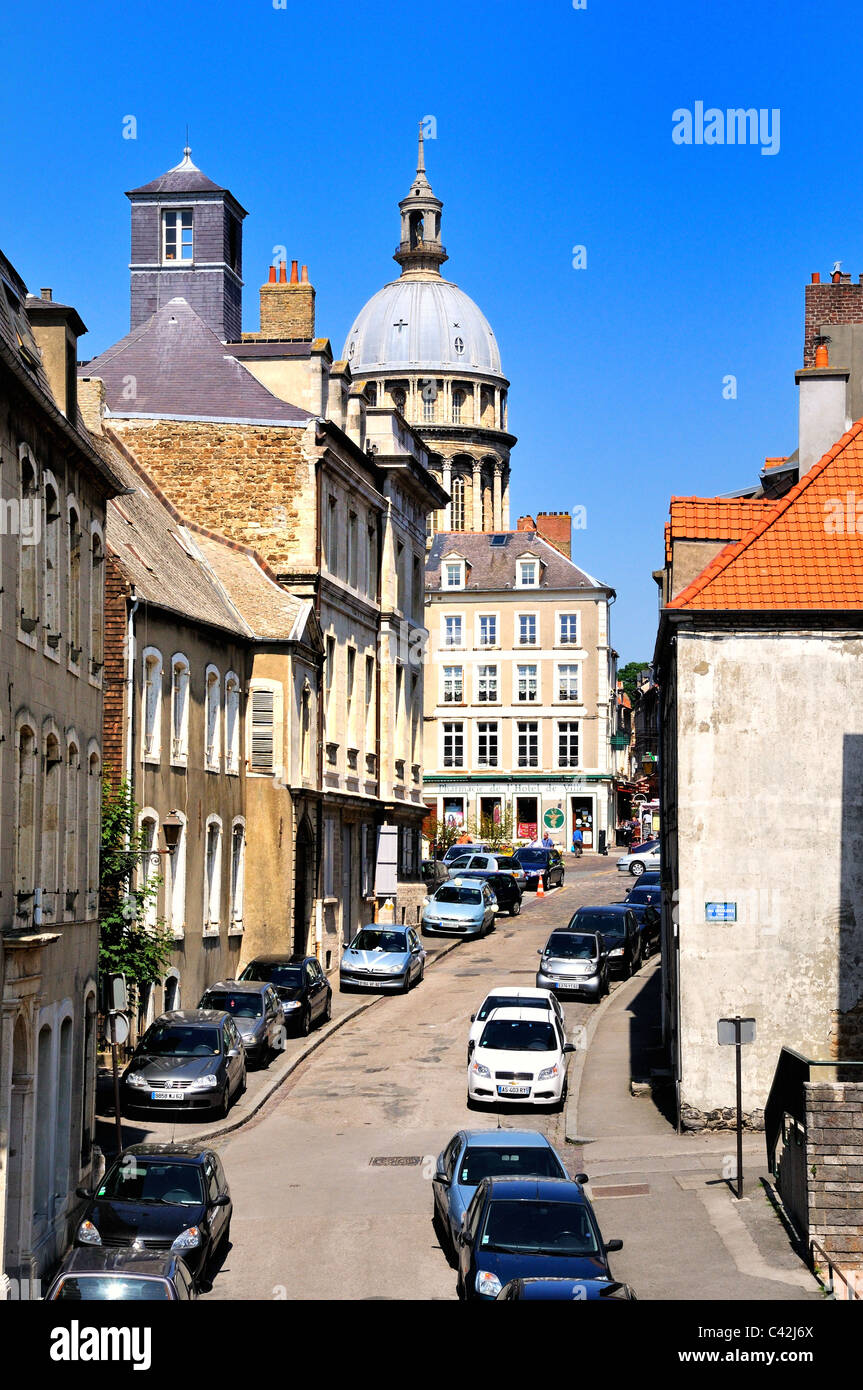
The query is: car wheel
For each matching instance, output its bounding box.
[402,970,412,994]
[466,1092,478,1111]
[300,1007,312,1036]
[542,874,549,892]
[216,1084,230,1119]
[630,861,645,877]
[510,898,520,917]
[324,991,332,1023]
[418,962,425,984]
[556,1082,568,1114]
[238,1065,247,1097]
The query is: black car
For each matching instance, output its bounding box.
[497,1276,636,1300]
[456,1176,623,1301]
[617,885,661,958]
[74,1144,232,1287]
[421,858,448,891]
[626,870,659,893]
[451,869,523,916]
[121,1010,246,1117]
[45,1247,198,1301]
[566,905,641,977]
[513,847,566,891]
[239,954,332,1036]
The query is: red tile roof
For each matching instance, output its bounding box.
[668,421,863,609]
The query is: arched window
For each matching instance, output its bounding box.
[452,390,464,424]
[164,972,181,1012]
[64,738,80,914]
[451,475,465,531]
[67,502,82,666]
[170,654,190,764]
[89,524,104,677]
[142,648,162,761]
[34,1025,53,1230]
[15,720,38,896]
[167,812,187,938]
[203,816,223,932]
[86,746,101,914]
[225,672,240,774]
[54,1016,73,1203]
[393,388,406,415]
[301,682,311,781]
[43,474,61,647]
[138,811,159,931]
[205,664,221,770]
[229,819,245,934]
[422,384,437,423]
[19,448,39,638]
[42,727,62,919]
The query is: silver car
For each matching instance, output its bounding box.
[616,842,660,877]
[339,925,426,993]
[421,877,498,938]
[197,980,284,1066]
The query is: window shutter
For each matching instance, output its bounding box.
[251,689,274,772]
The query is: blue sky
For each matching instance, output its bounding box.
[1,0,857,662]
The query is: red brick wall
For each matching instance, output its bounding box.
[535,511,572,559]
[804,278,863,366]
[103,553,130,784]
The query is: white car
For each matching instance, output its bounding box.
[446,852,500,876]
[616,841,660,876]
[467,1007,575,1111]
[467,986,564,1063]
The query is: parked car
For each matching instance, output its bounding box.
[616,884,661,958]
[626,870,659,894]
[421,878,498,938]
[197,980,284,1066]
[452,869,523,916]
[513,846,565,891]
[442,841,490,865]
[456,1176,623,1301]
[45,1247,197,1301]
[339,925,425,993]
[496,1276,636,1301]
[536,930,609,1000]
[446,852,501,875]
[421,858,449,891]
[432,1129,574,1256]
[566,906,641,977]
[467,985,564,1062]
[239,954,332,1036]
[467,1007,574,1110]
[616,842,660,877]
[74,1144,232,1286]
[490,854,527,886]
[121,1011,246,1118]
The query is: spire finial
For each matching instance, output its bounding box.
[417,119,425,174]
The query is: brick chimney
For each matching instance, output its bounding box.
[259,260,316,339]
[535,511,572,558]
[516,514,536,532]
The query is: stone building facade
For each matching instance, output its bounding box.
[0,252,122,1294]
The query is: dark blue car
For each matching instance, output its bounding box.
[456,1176,623,1301]
[496,1276,636,1300]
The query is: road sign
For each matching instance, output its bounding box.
[110,1011,130,1045]
[717,1017,756,1045]
[716,1015,756,1200]
[705,902,737,922]
[543,807,564,831]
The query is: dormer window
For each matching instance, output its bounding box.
[443,558,465,590]
[517,557,539,588]
[162,209,193,263]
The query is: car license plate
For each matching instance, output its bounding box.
[150,1089,185,1100]
[352,978,382,987]
[497,1084,530,1097]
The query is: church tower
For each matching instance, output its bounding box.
[126,148,247,341]
[343,128,515,533]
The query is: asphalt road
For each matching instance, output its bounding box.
[203,854,631,1300]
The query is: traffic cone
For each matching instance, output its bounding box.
[536,875,545,899]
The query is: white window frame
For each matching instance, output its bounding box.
[476,663,499,704]
[476,719,500,770]
[442,720,465,770]
[442,664,463,704]
[248,679,284,778]
[42,469,61,659]
[225,671,241,775]
[141,647,163,763]
[170,654,190,765]
[515,719,540,770]
[557,611,581,647]
[203,815,223,935]
[162,207,194,263]
[556,661,582,704]
[515,662,540,703]
[229,817,246,935]
[557,720,581,770]
[516,610,539,646]
[17,445,39,652]
[442,612,465,650]
[89,520,105,686]
[476,611,499,649]
[137,809,160,931]
[205,664,221,771]
[516,554,540,588]
[168,810,187,939]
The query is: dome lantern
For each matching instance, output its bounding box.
[393,122,448,279]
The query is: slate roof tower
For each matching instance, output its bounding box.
[127,148,246,341]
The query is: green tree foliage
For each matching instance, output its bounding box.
[479,804,515,851]
[617,660,649,701]
[99,778,173,1003]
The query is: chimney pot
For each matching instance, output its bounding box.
[811,272,820,284]
[268,265,277,284]
[832,269,842,284]
[278,261,287,284]
[301,264,309,284]
[290,260,299,284]
[815,343,829,367]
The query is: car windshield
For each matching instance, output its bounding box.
[449,857,473,869]
[478,1019,557,1052]
[141,1024,220,1057]
[517,850,547,865]
[570,910,625,939]
[97,1160,205,1206]
[495,858,519,869]
[481,1200,599,1256]
[435,887,483,905]
[240,963,303,987]
[477,996,549,1021]
[627,889,657,905]
[53,1275,173,1301]
[350,930,407,952]
[545,935,597,960]
[202,991,262,1019]
[459,1146,565,1186]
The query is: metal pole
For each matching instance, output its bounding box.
[735,1016,743,1200]
[110,1011,124,1156]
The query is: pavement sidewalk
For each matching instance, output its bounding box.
[565,961,824,1301]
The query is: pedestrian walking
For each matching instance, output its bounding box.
[572,826,583,857]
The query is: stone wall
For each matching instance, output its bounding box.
[806,1080,863,1268]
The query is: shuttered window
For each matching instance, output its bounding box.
[251,688,274,772]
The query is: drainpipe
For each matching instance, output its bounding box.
[313,453,324,963]
[125,586,139,797]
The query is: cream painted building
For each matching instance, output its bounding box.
[423,526,617,849]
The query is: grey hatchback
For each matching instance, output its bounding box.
[198,980,284,1066]
[121,1011,246,1118]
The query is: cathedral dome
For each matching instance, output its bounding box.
[343,277,503,378]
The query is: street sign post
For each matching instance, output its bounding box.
[717,1015,756,1198]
